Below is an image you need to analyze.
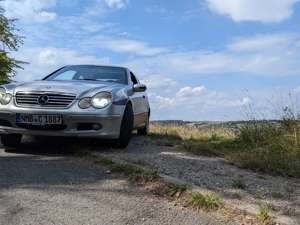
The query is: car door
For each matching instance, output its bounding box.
[129,72,147,128]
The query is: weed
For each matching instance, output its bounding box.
[270,192,284,199]
[166,183,188,198]
[230,192,243,200]
[232,179,246,190]
[92,155,160,184]
[94,158,115,167]
[129,159,150,167]
[254,192,264,200]
[129,169,159,183]
[187,192,222,211]
[257,203,274,225]
[110,164,159,183]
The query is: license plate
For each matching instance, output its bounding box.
[16,114,63,125]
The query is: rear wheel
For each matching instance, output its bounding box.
[116,104,134,148]
[137,112,149,136]
[1,134,22,148]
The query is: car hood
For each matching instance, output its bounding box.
[13,80,123,96]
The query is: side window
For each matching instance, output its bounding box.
[130,72,138,85]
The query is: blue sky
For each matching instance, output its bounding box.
[2,0,300,121]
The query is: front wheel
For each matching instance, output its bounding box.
[116,104,134,148]
[1,134,22,148]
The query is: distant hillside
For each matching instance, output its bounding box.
[151,120,281,129]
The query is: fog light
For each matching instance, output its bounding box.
[92,124,102,130]
[77,123,102,131]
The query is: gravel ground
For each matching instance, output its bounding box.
[93,136,300,225]
[0,138,227,225]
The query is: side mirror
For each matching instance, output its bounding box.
[133,83,147,92]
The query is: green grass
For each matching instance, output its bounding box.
[231,179,247,190]
[92,155,160,184]
[109,163,159,183]
[186,192,222,211]
[270,192,284,199]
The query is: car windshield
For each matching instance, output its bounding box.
[45,66,127,84]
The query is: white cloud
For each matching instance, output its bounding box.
[176,86,206,98]
[294,86,300,93]
[149,85,298,121]
[85,35,168,56]
[228,33,295,52]
[148,84,256,120]
[126,33,300,77]
[206,0,299,22]
[228,97,252,107]
[126,51,240,77]
[141,75,177,89]
[153,95,176,109]
[14,47,110,81]
[104,0,129,9]
[2,0,57,23]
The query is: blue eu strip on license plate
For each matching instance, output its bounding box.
[16,114,63,125]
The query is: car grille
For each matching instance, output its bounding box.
[15,92,76,108]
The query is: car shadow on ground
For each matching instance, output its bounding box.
[3,135,116,156]
[0,136,128,192]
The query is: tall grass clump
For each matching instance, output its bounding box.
[234,107,300,177]
[187,192,223,211]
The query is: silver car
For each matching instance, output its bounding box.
[0,65,150,148]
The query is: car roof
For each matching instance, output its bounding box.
[65,65,128,70]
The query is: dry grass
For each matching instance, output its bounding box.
[150,123,235,156]
[150,117,300,178]
[257,203,275,225]
[186,192,223,211]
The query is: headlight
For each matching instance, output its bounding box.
[78,97,91,109]
[0,88,12,105]
[91,92,112,109]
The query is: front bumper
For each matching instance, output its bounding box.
[0,104,124,139]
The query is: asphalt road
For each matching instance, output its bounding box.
[0,137,225,225]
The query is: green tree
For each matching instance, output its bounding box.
[0,6,23,84]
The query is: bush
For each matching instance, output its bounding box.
[236,121,281,148]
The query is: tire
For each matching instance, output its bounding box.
[116,104,134,148]
[137,112,149,136]
[1,134,22,148]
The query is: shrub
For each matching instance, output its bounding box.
[232,108,300,177]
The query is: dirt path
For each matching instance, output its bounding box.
[0,140,227,225]
[93,136,300,225]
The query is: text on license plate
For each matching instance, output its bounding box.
[16,114,63,125]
